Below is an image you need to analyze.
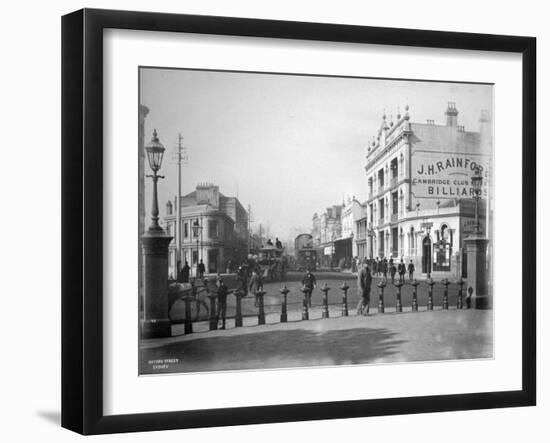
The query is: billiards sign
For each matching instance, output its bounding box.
[411,151,490,199]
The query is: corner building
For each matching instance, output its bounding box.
[164,183,249,278]
[361,103,492,278]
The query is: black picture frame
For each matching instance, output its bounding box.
[62,8,536,435]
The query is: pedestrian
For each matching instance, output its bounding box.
[381,258,388,280]
[237,265,248,296]
[197,259,205,279]
[302,270,317,307]
[398,259,406,283]
[178,260,190,283]
[216,279,233,330]
[372,258,379,277]
[408,260,415,281]
[249,270,263,307]
[356,262,372,315]
[389,262,397,284]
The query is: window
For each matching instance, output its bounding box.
[392,191,398,215]
[390,158,398,179]
[184,222,189,238]
[208,220,219,238]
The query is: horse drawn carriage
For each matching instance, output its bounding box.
[256,245,287,282]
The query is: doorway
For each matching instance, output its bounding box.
[422,236,432,274]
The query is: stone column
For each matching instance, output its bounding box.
[464,237,490,309]
[140,232,173,338]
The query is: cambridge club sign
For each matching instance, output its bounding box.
[411,151,489,199]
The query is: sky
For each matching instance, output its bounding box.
[140,67,492,241]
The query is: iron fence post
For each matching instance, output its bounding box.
[442,278,450,310]
[321,283,330,319]
[411,280,419,312]
[427,278,435,311]
[377,280,386,313]
[256,289,266,325]
[394,281,403,312]
[340,282,349,316]
[280,285,290,323]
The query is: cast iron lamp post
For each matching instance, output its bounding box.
[471,166,483,234]
[141,129,173,338]
[464,166,490,309]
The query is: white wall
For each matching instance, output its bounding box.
[0,1,546,442]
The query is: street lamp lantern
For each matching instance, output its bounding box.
[145,128,165,172]
[471,166,483,195]
[471,166,483,235]
[145,129,166,232]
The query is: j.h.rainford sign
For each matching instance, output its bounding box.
[411,151,489,199]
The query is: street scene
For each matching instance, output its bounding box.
[138,67,493,375]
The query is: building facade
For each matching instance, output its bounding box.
[361,102,492,278]
[164,183,249,277]
[339,196,365,261]
[311,205,343,268]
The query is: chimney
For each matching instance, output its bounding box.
[445,102,458,126]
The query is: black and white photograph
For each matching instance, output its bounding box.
[138,68,494,375]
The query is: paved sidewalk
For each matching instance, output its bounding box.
[140,309,493,374]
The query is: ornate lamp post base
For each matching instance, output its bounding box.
[140,232,173,339]
[464,236,490,309]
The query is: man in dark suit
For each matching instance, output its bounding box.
[216,279,233,330]
[197,259,205,278]
[177,260,190,283]
[302,270,317,307]
[398,259,406,283]
[356,262,372,315]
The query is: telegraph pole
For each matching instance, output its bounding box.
[247,204,253,256]
[176,133,187,274]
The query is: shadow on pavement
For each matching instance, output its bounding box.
[140,327,406,374]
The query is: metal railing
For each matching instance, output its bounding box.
[168,277,470,334]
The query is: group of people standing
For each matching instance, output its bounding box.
[175,259,206,283]
[365,257,415,282]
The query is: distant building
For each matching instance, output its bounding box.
[339,196,365,261]
[164,183,248,277]
[362,102,492,278]
[311,205,343,268]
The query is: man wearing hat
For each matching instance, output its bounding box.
[216,278,232,330]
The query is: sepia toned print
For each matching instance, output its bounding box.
[138,67,493,375]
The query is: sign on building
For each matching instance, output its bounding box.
[411,151,490,199]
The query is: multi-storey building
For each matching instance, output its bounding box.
[164,183,248,277]
[339,197,365,262]
[362,102,492,278]
[311,205,343,268]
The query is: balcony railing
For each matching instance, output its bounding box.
[391,213,398,222]
[378,217,385,226]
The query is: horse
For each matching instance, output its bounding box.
[167,279,210,322]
